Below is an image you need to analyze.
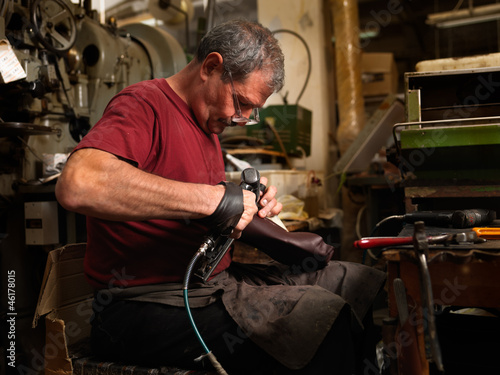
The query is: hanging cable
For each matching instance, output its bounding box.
[271,29,312,106]
[183,238,229,375]
[370,215,404,236]
[361,215,404,264]
[182,169,262,375]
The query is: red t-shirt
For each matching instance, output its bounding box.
[74,79,228,289]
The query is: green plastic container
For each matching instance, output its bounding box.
[247,105,312,156]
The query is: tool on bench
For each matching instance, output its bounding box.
[373,209,496,232]
[472,226,500,239]
[354,230,483,249]
[413,221,445,372]
[183,168,264,375]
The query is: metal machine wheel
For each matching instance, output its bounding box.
[30,0,77,53]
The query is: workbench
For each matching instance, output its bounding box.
[383,242,500,374]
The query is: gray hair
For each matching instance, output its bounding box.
[196,19,284,93]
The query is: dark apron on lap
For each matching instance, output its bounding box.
[108,260,385,369]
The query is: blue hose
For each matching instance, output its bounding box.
[183,248,210,354]
[183,241,230,375]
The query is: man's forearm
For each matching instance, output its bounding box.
[55,148,223,221]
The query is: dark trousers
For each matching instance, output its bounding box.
[90,298,379,374]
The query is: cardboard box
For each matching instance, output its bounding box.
[33,243,94,375]
[361,52,398,97]
[32,244,217,375]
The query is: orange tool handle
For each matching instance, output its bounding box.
[472,227,500,239]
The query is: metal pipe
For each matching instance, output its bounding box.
[331,0,365,155]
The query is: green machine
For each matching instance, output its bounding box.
[246,105,312,157]
[391,67,500,181]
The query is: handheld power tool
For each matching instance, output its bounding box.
[194,167,264,282]
[182,167,264,374]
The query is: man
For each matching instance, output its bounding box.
[56,20,384,374]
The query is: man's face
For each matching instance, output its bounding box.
[196,69,274,135]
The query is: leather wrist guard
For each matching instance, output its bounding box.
[200,181,244,236]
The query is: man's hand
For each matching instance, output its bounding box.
[257,176,282,219]
[230,176,281,239]
[230,189,258,238]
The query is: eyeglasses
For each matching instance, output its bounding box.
[227,70,260,126]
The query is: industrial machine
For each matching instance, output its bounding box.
[393,67,500,179]
[0,0,186,241]
[389,66,500,213]
[0,0,187,370]
[0,0,187,187]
